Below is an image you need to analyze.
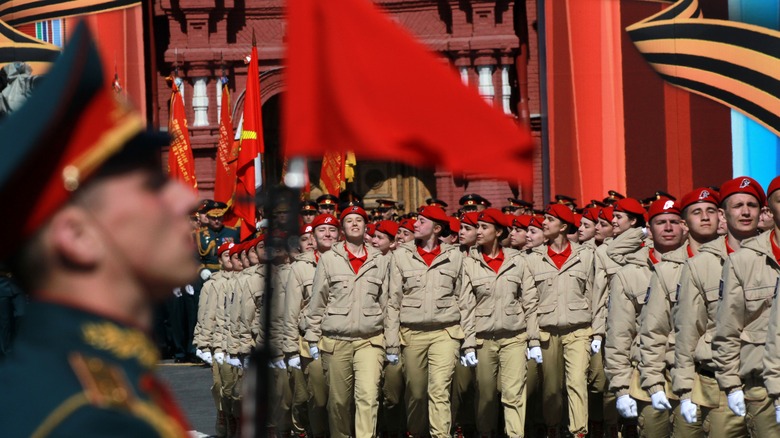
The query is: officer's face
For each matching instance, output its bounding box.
[682,202,719,241]
[301,212,316,224]
[459,223,477,247]
[720,193,761,238]
[341,214,366,242]
[314,225,338,251]
[208,215,223,229]
[650,213,685,253]
[319,204,335,215]
[578,217,596,243]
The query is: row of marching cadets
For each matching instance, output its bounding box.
[193,175,780,438]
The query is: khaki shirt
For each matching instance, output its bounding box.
[714,232,779,391]
[226,268,255,355]
[673,236,728,399]
[193,270,228,350]
[461,247,539,348]
[385,242,467,355]
[525,241,595,332]
[282,251,318,356]
[212,271,236,354]
[604,245,652,396]
[268,262,291,359]
[304,243,390,343]
[638,243,689,395]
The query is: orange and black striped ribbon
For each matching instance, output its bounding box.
[627,0,780,137]
[0,19,59,68]
[0,0,140,27]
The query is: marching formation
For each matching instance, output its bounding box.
[193,178,780,438]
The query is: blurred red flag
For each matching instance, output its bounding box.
[283,0,534,183]
[214,80,238,204]
[320,151,344,197]
[167,80,197,192]
[235,39,264,240]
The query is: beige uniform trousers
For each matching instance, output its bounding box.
[322,336,384,438]
[268,366,292,432]
[302,357,329,436]
[475,333,528,437]
[401,327,459,437]
[540,326,591,435]
[219,362,241,418]
[451,363,476,431]
[693,372,747,438]
[743,377,780,437]
[589,350,618,427]
[289,367,307,434]
[381,360,406,434]
[211,360,227,438]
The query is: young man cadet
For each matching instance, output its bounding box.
[639,188,720,437]
[605,198,685,437]
[525,204,596,438]
[675,177,764,437]
[762,178,780,429]
[386,205,469,438]
[305,206,391,438]
[0,24,195,436]
[714,176,780,436]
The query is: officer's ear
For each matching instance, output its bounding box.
[48,205,105,269]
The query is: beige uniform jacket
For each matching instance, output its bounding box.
[226,268,254,355]
[193,270,228,349]
[638,243,689,395]
[212,270,236,354]
[763,238,780,401]
[673,236,728,399]
[461,247,539,348]
[604,245,652,397]
[385,242,468,355]
[524,241,596,332]
[268,262,291,359]
[281,251,318,356]
[304,244,390,343]
[714,232,780,391]
[593,236,619,340]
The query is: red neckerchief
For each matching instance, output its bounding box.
[726,238,735,255]
[345,243,367,273]
[314,251,320,264]
[771,231,780,266]
[547,242,572,270]
[417,245,441,267]
[687,245,694,258]
[482,249,505,273]
[648,248,660,265]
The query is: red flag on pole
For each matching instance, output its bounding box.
[234,34,264,240]
[214,79,238,204]
[167,79,197,192]
[319,151,344,196]
[283,0,534,183]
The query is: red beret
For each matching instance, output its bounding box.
[339,205,368,222]
[680,188,719,211]
[366,223,376,236]
[769,176,780,198]
[648,197,681,221]
[529,215,544,229]
[720,176,766,206]
[375,220,399,238]
[448,217,461,234]
[311,213,339,229]
[614,198,646,217]
[546,204,575,225]
[512,215,532,229]
[300,223,314,235]
[461,212,480,227]
[419,206,449,224]
[582,207,600,224]
[599,207,614,223]
[229,241,244,256]
[250,234,266,246]
[573,213,582,229]
[399,218,415,232]
[218,242,235,255]
[477,208,509,227]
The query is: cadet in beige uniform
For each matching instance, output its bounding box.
[305,206,390,438]
[675,177,764,437]
[639,188,720,438]
[523,213,547,438]
[285,215,339,437]
[526,204,595,438]
[605,198,685,437]
[715,176,780,436]
[763,179,780,429]
[386,206,468,438]
[462,208,539,437]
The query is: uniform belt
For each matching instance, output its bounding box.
[477,330,523,340]
[696,366,716,378]
[743,371,764,387]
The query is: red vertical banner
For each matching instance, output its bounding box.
[167,80,197,192]
[319,151,344,196]
[214,80,238,204]
[234,37,264,240]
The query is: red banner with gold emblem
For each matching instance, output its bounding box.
[214,81,237,204]
[167,81,197,193]
[319,151,343,196]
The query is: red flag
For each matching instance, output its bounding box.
[234,36,264,240]
[319,151,344,196]
[284,0,534,183]
[167,80,197,192]
[214,80,238,204]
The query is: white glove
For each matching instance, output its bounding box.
[650,390,672,411]
[288,355,302,370]
[273,358,287,369]
[309,345,320,360]
[195,348,205,360]
[461,351,478,367]
[172,287,182,298]
[202,351,213,364]
[591,339,602,354]
[184,284,195,295]
[243,356,250,369]
[680,398,698,424]
[200,269,212,281]
[226,355,243,368]
[775,405,780,424]
[214,352,225,365]
[386,354,399,365]
[616,394,638,418]
[528,346,543,364]
[727,390,746,417]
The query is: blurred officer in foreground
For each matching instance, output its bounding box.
[0,24,196,436]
